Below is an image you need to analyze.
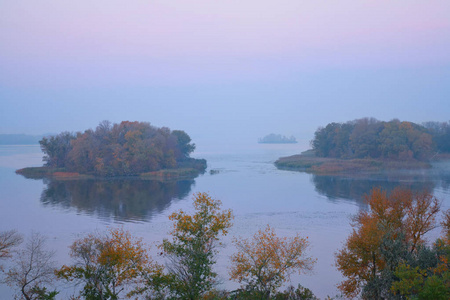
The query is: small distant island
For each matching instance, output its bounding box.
[258,133,297,144]
[275,118,450,174]
[16,121,206,180]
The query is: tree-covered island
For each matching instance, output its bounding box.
[258,133,297,144]
[16,121,206,180]
[276,118,450,174]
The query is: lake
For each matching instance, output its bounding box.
[1,144,449,299]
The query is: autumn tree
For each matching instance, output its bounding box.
[159,192,233,299]
[0,230,23,263]
[335,188,441,299]
[229,225,315,299]
[2,232,58,300]
[56,228,162,299]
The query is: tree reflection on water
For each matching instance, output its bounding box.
[40,178,194,222]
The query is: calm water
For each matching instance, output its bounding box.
[1,144,449,299]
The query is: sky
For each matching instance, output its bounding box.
[1,0,450,148]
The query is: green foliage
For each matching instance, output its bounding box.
[159,192,233,299]
[39,121,202,176]
[390,237,450,300]
[311,118,437,161]
[225,285,318,300]
[29,286,59,300]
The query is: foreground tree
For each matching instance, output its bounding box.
[0,230,23,264]
[57,228,161,299]
[229,225,315,299]
[159,192,233,299]
[335,188,441,299]
[390,209,450,300]
[2,232,57,300]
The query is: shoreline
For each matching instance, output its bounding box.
[15,166,205,181]
[274,151,439,175]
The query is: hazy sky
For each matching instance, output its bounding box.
[1,1,450,147]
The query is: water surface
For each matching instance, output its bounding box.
[1,144,449,298]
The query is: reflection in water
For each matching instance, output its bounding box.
[40,178,195,222]
[312,167,450,207]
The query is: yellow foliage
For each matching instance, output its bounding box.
[161,192,234,299]
[229,225,315,296]
[56,228,162,298]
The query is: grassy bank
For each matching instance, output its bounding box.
[16,159,206,181]
[140,168,201,180]
[15,167,94,180]
[275,151,432,175]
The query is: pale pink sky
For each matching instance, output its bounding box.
[1,1,450,140]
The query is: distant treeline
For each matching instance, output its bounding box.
[39,121,204,176]
[311,118,450,161]
[0,134,42,145]
[258,133,297,144]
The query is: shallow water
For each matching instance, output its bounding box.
[0,144,449,298]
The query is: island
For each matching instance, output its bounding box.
[275,118,450,174]
[258,133,297,144]
[16,121,206,180]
